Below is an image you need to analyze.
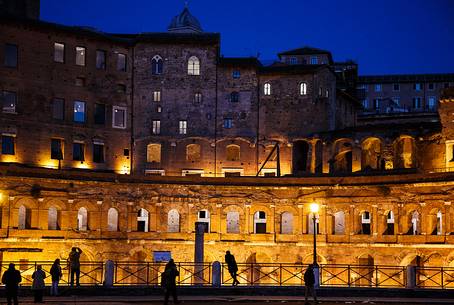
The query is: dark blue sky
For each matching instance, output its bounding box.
[41,0,454,75]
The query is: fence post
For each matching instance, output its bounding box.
[104,260,114,288]
[314,265,320,288]
[406,265,416,289]
[212,261,221,287]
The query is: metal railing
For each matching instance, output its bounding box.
[416,267,454,289]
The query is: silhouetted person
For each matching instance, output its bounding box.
[68,247,82,286]
[225,251,240,286]
[304,264,317,305]
[32,265,46,303]
[50,259,62,296]
[2,263,22,305]
[162,259,180,305]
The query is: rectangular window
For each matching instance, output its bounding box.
[50,139,63,160]
[54,42,65,63]
[153,91,161,102]
[157,106,162,113]
[374,84,382,92]
[428,96,436,109]
[224,118,233,129]
[75,46,86,66]
[1,135,15,155]
[413,97,422,109]
[2,91,17,113]
[290,57,298,64]
[325,89,329,98]
[4,44,18,68]
[232,70,241,79]
[194,93,203,103]
[300,82,307,95]
[152,120,161,134]
[94,103,106,125]
[310,56,318,64]
[362,99,368,109]
[93,143,104,163]
[72,142,84,161]
[428,83,435,90]
[393,83,400,91]
[75,77,85,87]
[73,101,86,123]
[96,50,106,70]
[179,120,187,135]
[117,53,126,71]
[52,98,65,120]
[113,106,126,128]
[414,83,422,91]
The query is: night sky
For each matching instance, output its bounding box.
[41,0,454,75]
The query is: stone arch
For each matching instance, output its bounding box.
[187,55,200,75]
[357,254,375,286]
[280,211,293,234]
[407,210,421,235]
[383,210,395,235]
[77,207,88,231]
[307,212,320,234]
[151,54,163,75]
[292,140,311,174]
[137,208,149,232]
[18,204,31,229]
[13,197,38,209]
[302,253,328,265]
[48,206,60,230]
[107,208,119,232]
[331,138,353,173]
[400,253,423,267]
[360,210,371,234]
[253,211,267,234]
[334,210,345,234]
[245,252,273,285]
[393,136,416,169]
[361,137,383,170]
[226,144,240,161]
[168,209,180,233]
[186,143,201,162]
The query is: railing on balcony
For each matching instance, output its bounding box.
[416,267,454,289]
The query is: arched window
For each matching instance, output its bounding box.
[410,211,420,235]
[48,207,59,230]
[187,56,200,75]
[226,211,240,233]
[360,211,371,234]
[230,92,239,103]
[226,144,240,161]
[334,211,345,234]
[308,212,319,234]
[253,211,266,234]
[151,55,163,75]
[77,207,88,231]
[18,205,31,229]
[385,211,394,235]
[168,209,180,233]
[198,209,210,233]
[186,144,201,162]
[147,143,161,163]
[280,212,293,234]
[137,208,149,232]
[107,208,119,232]
[300,82,307,95]
[264,83,271,96]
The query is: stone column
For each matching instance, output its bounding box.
[212,261,221,287]
[270,203,276,234]
[297,204,304,234]
[372,204,378,237]
[444,201,451,234]
[194,222,205,284]
[244,204,251,234]
[155,202,162,232]
[104,260,114,287]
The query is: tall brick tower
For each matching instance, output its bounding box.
[0,0,40,20]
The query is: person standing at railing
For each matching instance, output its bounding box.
[50,259,62,296]
[162,259,180,305]
[2,263,22,305]
[32,265,46,303]
[225,251,240,286]
[304,264,318,305]
[68,247,83,286]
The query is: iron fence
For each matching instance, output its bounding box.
[416,267,454,289]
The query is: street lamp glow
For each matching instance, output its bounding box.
[310,203,319,213]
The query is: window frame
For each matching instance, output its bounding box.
[116,53,127,72]
[393,83,400,91]
[52,98,65,120]
[179,120,188,135]
[152,120,161,135]
[112,106,127,129]
[223,118,233,129]
[264,83,271,96]
[187,56,200,76]
[232,70,241,79]
[151,55,163,75]
[4,43,18,68]
[75,46,86,66]
[2,91,17,113]
[94,103,106,125]
[96,49,106,70]
[50,138,63,160]
[230,91,239,103]
[93,142,105,163]
[73,100,86,123]
[72,142,85,161]
[374,84,382,92]
[1,134,15,155]
[194,92,203,103]
[153,90,161,102]
[54,42,65,63]
[300,82,307,95]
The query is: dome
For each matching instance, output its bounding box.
[168,7,203,33]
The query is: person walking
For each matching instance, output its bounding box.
[31,265,46,303]
[162,259,180,305]
[68,247,82,286]
[50,259,62,296]
[304,264,318,305]
[2,263,22,305]
[225,250,240,286]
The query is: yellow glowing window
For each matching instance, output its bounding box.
[147,143,161,163]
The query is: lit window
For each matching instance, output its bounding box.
[117,53,127,71]
[194,93,203,103]
[146,143,161,163]
[153,91,161,102]
[113,106,127,128]
[224,118,233,129]
[187,56,200,75]
[226,144,240,161]
[310,56,318,64]
[4,44,18,68]
[264,83,271,95]
[2,91,17,113]
[179,120,187,134]
[54,42,65,63]
[414,83,422,91]
[428,96,436,109]
[72,142,84,161]
[151,55,163,75]
[51,139,63,160]
[52,98,64,120]
[93,143,104,163]
[374,84,382,92]
[230,92,239,103]
[290,57,298,64]
[362,99,368,109]
[1,135,15,155]
[232,70,240,78]
[325,89,329,98]
[75,46,86,66]
[94,103,105,125]
[73,101,86,123]
[152,120,161,134]
[96,50,106,70]
[412,97,422,109]
[428,83,435,90]
[300,82,307,95]
[157,106,162,113]
[393,83,400,91]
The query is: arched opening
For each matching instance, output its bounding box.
[48,207,59,230]
[300,82,307,95]
[187,56,200,75]
[146,143,161,163]
[137,208,149,232]
[226,211,240,233]
[384,211,395,235]
[77,207,88,231]
[358,255,374,287]
[292,140,310,174]
[430,210,443,235]
[331,140,353,173]
[226,144,240,161]
[151,55,163,75]
[168,209,180,233]
[361,137,382,170]
[253,211,266,234]
[393,136,416,169]
[307,212,319,234]
[360,211,371,234]
[107,208,119,232]
[280,212,293,234]
[314,140,323,173]
[198,209,210,233]
[334,211,345,235]
[186,144,201,162]
[407,211,421,235]
[18,205,31,229]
